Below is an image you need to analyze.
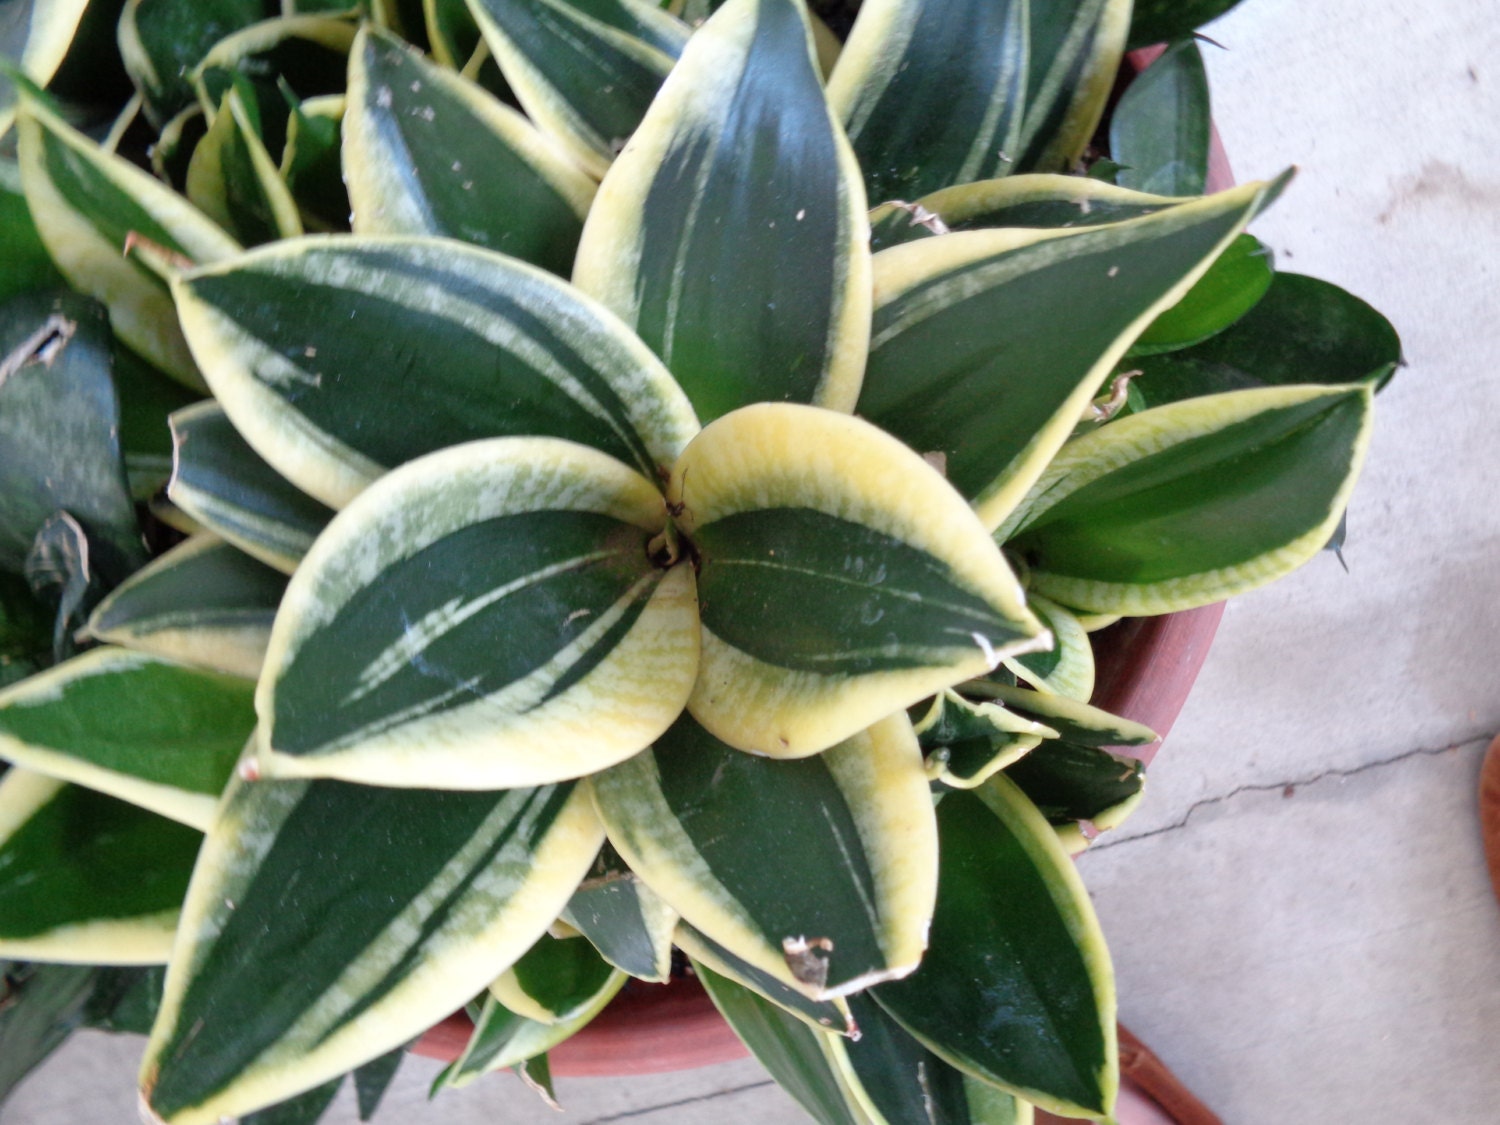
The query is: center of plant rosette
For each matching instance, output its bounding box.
[252,399,1045,791]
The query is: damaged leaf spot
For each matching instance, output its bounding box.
[782,935,833,989]
[0,314,76,388]
[886,200,950,236]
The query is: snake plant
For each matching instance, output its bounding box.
[0,0,1398,1122]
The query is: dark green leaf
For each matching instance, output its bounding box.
[1110,38,1210,197]
[0,172,65,303]
[0,959,100,1108]
[352,1046,404,1122]
[1130,272,1404,407]
[1014,0,1133,174]
[0,290,145,585]
[241,1076,344,1125]
[874,780,1115,1116]
[1005,740,1145,826]
[167,401,334,574]
[111,342,201,500]
[692,959,870,1125]
[279,90,347,233]
[1128,0,1245,51]
[344,27,593,273]
[83,966,166,1034]
[1008,385,1374,614]
[574,0,869,423]
[174,238,698,509]
[827,0,1027,202]
[118,0,269,127]
[492,932,617,1023]
[1132,234,1273,354]
[141,777,602,1122]
[467,0,687,175]
[563,847,675,981]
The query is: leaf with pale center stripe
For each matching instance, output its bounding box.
[174,237,699,510]
[868,175,1191,253]
[591,710,936,999]
[573,0,870,423]
[1003,384,1375,614]
[1014,0,1132,173]
[344,26,595,273]
[0,647,255,831]
[15,98,241,388]
[139,775,603,1124]
[87,535,287,680]
[257,437,699,790]
[0,769,200,965]
[669,404,1041,757]
[827,0,1027,204]
[167,402,334,575]
[858,178,1282,531]
[873,776,1117,1117]
[466,0,689,177]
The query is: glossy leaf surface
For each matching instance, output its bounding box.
[0,647,254,830]
[15,99,241,387]
[860,180,1276,529]
[1005,740,1145,829]
[693,959,873,1125]
[0,289,146,585]
[671,404,1041,756]
[1131,272,1403,405]
[874,777,1116,1117]
[490,932,617,1024]
[1007,385,1375,614]
[836,991,1033,1125]
[467,0,687,176]
[175,237,698,509]
[167,402,334,574]
[592,711,936,998]
[563,851,676,981]
[257,438,698,789]
[915,690,1052,791]
[1127,0,1245,50]
[1133,234,1272,353]
[87,535,287,679]
[0,769,199,963]
[1014,0,1132,173]
[344,26,594,273]
[868,175,1189,252]
[675,922,854,1035]
[141,776,601,1123]
[575,0,870,423]
[186,84,303,246]
[827,0,1027,202]
[1110,38,1210,197]
[118,0,267,126]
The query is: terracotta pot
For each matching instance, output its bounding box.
[415,43,1238,1081]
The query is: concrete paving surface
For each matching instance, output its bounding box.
[5,0,1497,1121]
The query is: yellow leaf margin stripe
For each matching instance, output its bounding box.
[1005,384,1376,614]
[0,769,181,965]
[15,98,241,388]
[669,403,1044,757]
[139,777,604,1124]
[591,712,937,1000]
[872,177,1285,532]
[257,437,700,789]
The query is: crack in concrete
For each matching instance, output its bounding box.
[1095,732,1496,850]
[574,1080,777,1124]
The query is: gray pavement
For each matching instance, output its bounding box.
[6,0,1498,1121]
